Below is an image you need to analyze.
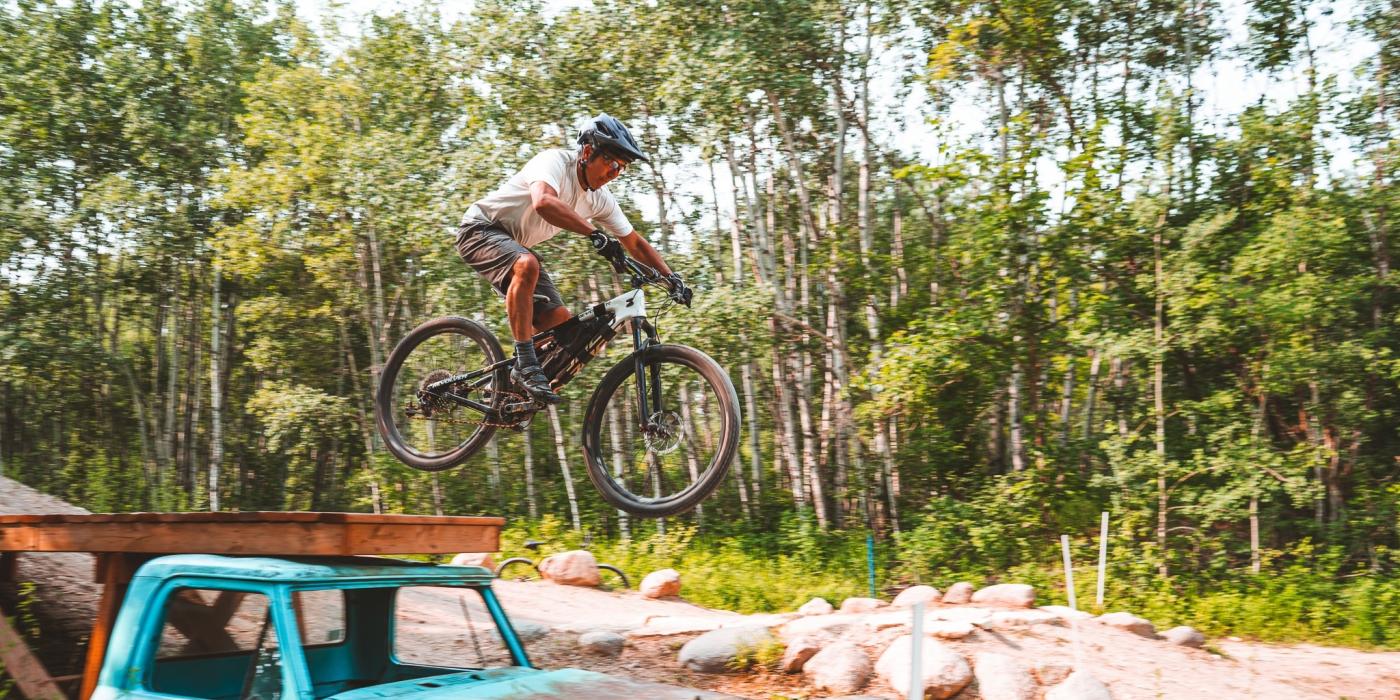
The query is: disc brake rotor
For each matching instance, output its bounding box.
[643,411,683,455]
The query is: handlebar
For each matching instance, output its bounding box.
[607,254,690,307]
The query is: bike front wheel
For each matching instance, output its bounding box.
[581,344,740,517]
[376,316,508,471]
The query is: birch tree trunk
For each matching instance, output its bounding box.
[209,266,223,511]
[547,405,581,531]
[523,429,538,520]
[1154,222,1169,577]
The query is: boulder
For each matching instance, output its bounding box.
[1040,605,1093,621]
[973,652,1037,700]
[780,634,829,673]
[926,620,976,640]
[678,625,775,673]
[875,635,972,699]
[941,582,975,604]
[627,615,726,637]
[640,568,682,598]
[803,641,873,694]
[970,583,1036,608]
[1161,625,1205,648]
[1096,612,1156,638]
[779,614,861,642]
[449,552,496,570]
[1033,660,1073,686]
[578,631,626,656]
[537,550,600,587]
[985,609,1064,629]
[892,585,942,608]
[508,619,550,643]
[840,597,887,614]
[1045,671,1113,700]
[798,597,835,615]
[927,607,993,626]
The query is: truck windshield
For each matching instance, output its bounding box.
[151,589,282,699]
[393,586,517,670]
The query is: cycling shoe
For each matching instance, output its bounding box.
[511,363,561,405]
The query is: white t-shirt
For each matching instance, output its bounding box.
[463,149,634,248]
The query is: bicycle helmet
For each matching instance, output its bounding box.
[577,113,649,163]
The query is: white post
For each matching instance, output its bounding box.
[1096,511,1109,608]
[908,601,924,700]
[1060,534,1077,610]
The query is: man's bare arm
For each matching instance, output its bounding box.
[529,181,597,236]
[528,182,672,276]
[618,230,672,277]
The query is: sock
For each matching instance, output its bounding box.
[514,340,538,369]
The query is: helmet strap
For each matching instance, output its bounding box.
[578,145,597,192]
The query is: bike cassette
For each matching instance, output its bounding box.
[643,411,683,455]
[415,369,456,417]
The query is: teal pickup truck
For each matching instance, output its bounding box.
[88,554,730,700]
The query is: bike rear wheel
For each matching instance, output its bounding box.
[581,344,740,517]
[494,558,541,582]
[376,316,508,471]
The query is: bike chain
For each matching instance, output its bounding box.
[406,388,538,428]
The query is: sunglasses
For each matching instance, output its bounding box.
[597,151,629,174]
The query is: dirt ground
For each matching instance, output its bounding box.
[477,579,1400,700]
[5,475,1400,699]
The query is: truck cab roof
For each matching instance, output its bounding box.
[131,553,496,587]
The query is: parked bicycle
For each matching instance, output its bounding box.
[375,252,740,517]
[494,538,630,590]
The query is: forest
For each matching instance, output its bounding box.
[2,0,1398,645]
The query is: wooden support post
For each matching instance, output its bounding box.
[0,551,17,583]
[0,605,66,699]
[80,553,141,700]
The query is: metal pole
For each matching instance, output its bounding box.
[1096,511,1109,608]
[908,601,924,700]
[1060,534,1077,610]
[866,533,877,598]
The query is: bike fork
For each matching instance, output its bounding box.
[631,319,661,427]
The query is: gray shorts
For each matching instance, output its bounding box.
[454,221,565,317]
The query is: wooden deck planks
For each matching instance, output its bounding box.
[0,512,504,556]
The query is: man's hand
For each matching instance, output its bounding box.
[589,230,624,261]
[666,273,693,307]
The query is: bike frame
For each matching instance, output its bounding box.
[425,275,665,428]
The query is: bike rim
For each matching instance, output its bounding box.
[595,356,727,507]
[386,327,498,460]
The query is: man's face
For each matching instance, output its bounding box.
[583,145,629,188]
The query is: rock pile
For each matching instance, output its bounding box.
[646,582,1211,697]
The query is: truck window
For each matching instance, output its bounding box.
[157,589,277,658]
[392,586,515,670]
[292,589,347,645]
[152,589,283,699]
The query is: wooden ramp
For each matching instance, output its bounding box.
[0,511,503,556]
[0,512,504,699]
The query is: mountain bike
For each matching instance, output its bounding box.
[374,253,740,517]
[494,537,631,590]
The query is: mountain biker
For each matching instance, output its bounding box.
[455,113,692,406]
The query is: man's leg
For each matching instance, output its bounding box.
[504,254,561,404]
[454,223,562,404]
[505,253,541,343]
